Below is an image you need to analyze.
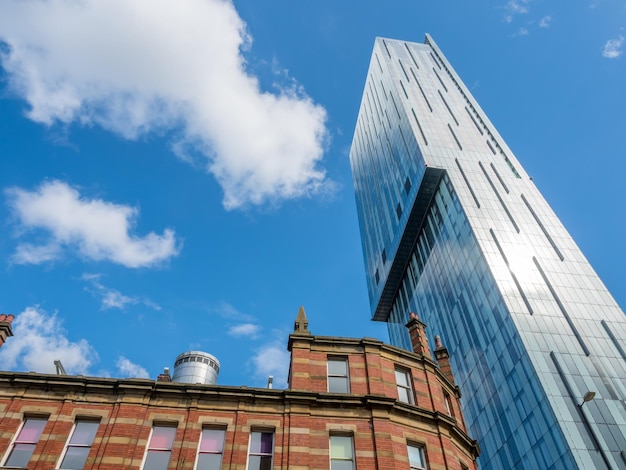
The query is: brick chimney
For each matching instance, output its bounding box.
[157,367,171,382]
[434,335,455,384]
[405,312,431,358]
[0,314,15,349]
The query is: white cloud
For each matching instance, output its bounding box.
[116,356,150,378]
[602,35,624,59]
[514,27,530,37]
[504,0,530,22]
[0,306,97,374]
[539,16,551,28]
[214,301,255,322]
[228,323,260,338]
[6,180,180,267]
[250,340,290,389]
[0,0,330,209]
[82,273,160,311]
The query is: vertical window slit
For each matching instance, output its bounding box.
[411,109,428,146]
[383,39,392,58]
[380,80,388,100]
[429,51,442,69]
[465,106,484,135]
[447,124,463,150]
[433,68,448,92]
[396,203,403,219]
[399,60,410,81]
[438,90,458,125]
[411,69,432,112]
[375,53,383,73]
[478,161,519,232]
[400,80,409,99]
[521,194,564,261]
[486,140,497,155]
[490,163,509,193]
[534,257,590,356]
[601,320,626,361]
[390,93,401,120]
[404,43,419,69]
[490,228,533,314]
[455,158,480,208]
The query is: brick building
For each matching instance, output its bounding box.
[0,314,13,349]
[0,309,479,469]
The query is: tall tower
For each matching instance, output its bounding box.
[350,35,626,470]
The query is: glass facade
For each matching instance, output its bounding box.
[350,35,626,470]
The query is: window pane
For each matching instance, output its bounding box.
[69,421,99,446]
[196,452,222,470]
[150,426,176,449]
[199,429,225,452]
[331,461,355,470]
[248,454,273,470]
[330,436,353,459]
[398,387,411,403]
[395,370,409,387]
[5,443,36,468]
[250,432,273,454]
[143,450,172,470]
[408,445,425,467]
[60,445,90,469]
[328,359,348,375]
[18,418,47,442]
[328,376,349,393]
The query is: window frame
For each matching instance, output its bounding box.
[327,356,350,393]
[141,423,178,470]
[407,442,428,470]
[443,390,454,417]
[329,434,355,470]
[246,430,274,470]
[1,416,48,468]
[57,418,100,470]
[194,427,226,470]
[395,367,415,405]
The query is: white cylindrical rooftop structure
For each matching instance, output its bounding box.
[172,351,220,385]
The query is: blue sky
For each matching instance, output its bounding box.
[0,0,624,388]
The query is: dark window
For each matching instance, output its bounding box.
[408,443,427,470]
[59,420,99,469]
[142,425,177,470]
[328,357,350,393]
[196,428,226,470]
[395,368,414,404]
[4,417,47,468]
[247,431,273,470]
[330,435,355,470]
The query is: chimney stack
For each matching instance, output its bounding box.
[434,335,455,384]
[157,367,172,382]
[405,312,431,358]
[0,314,14,349]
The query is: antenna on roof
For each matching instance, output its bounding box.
[54,360,67,375]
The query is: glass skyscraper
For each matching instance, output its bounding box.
[350,35,626,469]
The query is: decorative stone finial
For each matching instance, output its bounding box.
[293,306,311,335]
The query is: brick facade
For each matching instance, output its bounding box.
[0,311,478,469]
[0,314,13,349]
